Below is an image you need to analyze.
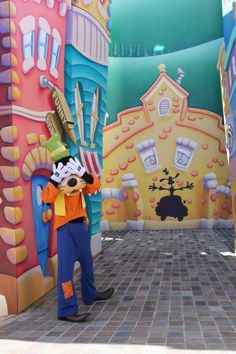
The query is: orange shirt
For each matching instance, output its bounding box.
[41,173,100,229]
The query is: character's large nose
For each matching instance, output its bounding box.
[67,178,77,187]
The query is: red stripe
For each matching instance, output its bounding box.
[91,152,100,175]
[83,150,93,173]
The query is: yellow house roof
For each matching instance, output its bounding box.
[141,72,189,103]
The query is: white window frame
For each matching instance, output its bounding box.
[158,97,171,117]
[37,17,51,71]
[141,148,159,170]
[50,28,61,79]
[174,147,193,171]
[232,56,236,77]
[173,138,197,172]
[229,66,232,88]
[136,139,160,174]
[19,16,35,73]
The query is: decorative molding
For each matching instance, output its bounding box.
[0,105,53,121]
[66,6,110,66]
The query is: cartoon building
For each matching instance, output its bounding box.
[0,0,71,315]
[0,0,111,315]
[218,0,236,241]
[65,0,112,254]
[102,64,232,231]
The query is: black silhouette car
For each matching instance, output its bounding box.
[155,195,188,221]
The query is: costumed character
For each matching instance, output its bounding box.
[41,134,114,322]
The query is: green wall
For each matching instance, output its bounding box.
[107,0,224,124]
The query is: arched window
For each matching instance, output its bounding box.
[136,139,160,173]
[158,98,170,117]
[19,16,35,73]
[173,138,197,172]
[37,17,51,71]
[50,28,62,79]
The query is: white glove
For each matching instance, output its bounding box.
[67,157,86,177]
[51,162,69,183]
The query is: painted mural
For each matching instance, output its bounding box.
[65,0,111,240]
[0,0,111,315]
[219,0,236,243]
[101,0,230,231]
[107,0,224,126]
[101,65,232,231]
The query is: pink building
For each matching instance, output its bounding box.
[0,0,71,314]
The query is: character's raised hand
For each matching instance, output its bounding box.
[149,183,158,192]
[67,157,86,177]
[186,181,194,189]
[51,162,69,183]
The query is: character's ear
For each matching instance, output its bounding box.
[173,173,180,179]
[163,168,169,175]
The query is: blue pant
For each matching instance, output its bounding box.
[57,222,98,317]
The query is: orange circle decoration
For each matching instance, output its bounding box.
[128,156,136,163]
[110,168,119,176]
[219,161,225,166]
[125,143,134,149]
[119,163,128,170]
[133,209,142,217]
[132,192,139,201]
[106,177,114,183]
[210,193,217,202]
[201,144,208,150]
[112,202,120,209]
[122,127,130,133]
[207,163,213,169]
[191,170,199,177]
[123,191,128,200]
[106,209,115,215]
[128,119,135,125]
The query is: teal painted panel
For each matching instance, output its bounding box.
[64,46,107,236]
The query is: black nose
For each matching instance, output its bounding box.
[67,178,77,187]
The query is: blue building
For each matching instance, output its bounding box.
[65,2,111,255]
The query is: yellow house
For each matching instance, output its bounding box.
[217,43,236,247]
[102,64,232,231]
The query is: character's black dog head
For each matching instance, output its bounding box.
[54,156,86,196]
[42,134,87,196]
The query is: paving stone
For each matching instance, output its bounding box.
[1,229,236,354]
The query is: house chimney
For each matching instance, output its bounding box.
[176,68,185,85]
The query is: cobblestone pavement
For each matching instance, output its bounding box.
[1,229,236,354]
